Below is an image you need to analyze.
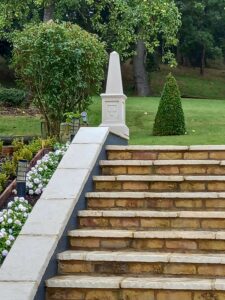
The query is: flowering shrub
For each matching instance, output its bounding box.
[26,143,69,196]
[0,197,32,264]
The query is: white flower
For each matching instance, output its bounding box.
[29,190,34,195]
[0,217,4,223]
[34,178,40,184]
[9,235,15,241]
[6,240,11,246]
[15,220,21,226]
[7,201,13,208]
[35,188,41,195]
[2,250,8,257]
[7,218,13,224]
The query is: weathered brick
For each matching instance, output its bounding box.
[198,240,225,251]
[205,199,225,208]
[179,166,206,175]
[157,291,192,300]
[46,288,84,300]
[198,265,225,276]
[166,240,197,250]
[116,199,145,209]
[59,261,94,274]
[88,199,115,209]
[95,262,128,274]
[122,289,155,300]
[207,166,225,175]
[208,182,225,191]
[79,217,109,228]
[108,151,132,160]
[175,199,203,209]
[133,239,164,250]
[146,199,174,209]
[95,181,122,191]
[85,290,118,300]
[70,237,100,249]
[201,219,225,229]
[150,182,177,191]
[209,151,225,160]
[109,218,140,228]
[164,264,196,275]
[101,238,130,249]
[155,166,179,175]
[194,291,221,300]
[123,182,149,191]
[184,152,208,160]
[132,151,157,160]
[102,166,127,175]
[140,218,170,229]
[127,166,152,175]
[171,219,200,229]
[129,262,163,274]
[179,182,205,192]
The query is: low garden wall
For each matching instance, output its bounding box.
[0,127,127,300]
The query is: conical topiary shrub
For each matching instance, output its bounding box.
[153,73,186,136]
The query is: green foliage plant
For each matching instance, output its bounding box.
[0,173,8,193]
[1,159,16,177]
[153,73,186,136]
[0,87,27,107]
[0,141,3,153]
[12,21,107,137]
[64,112,81,124]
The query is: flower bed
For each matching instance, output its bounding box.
[0,197,32,264]
[0,142,69,265]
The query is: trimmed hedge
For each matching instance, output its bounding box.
[0,87,27,107]
[153,73,186,136]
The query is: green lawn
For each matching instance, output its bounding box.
[1,97,225,146]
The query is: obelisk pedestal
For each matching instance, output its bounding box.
[100,51,129,139]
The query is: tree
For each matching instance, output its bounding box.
[153,73,185,136]
[175,0,225,75]
[12,22,107,137]
[86,0,181,96]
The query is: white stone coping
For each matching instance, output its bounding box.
[86,192,225,199]
[0,127,110,300]
[46,275,225,291]
[86,191,224,199]
[100,159,222,166]
[93,175,225,182]
[106,145,225,151]
[68,229,225,240]
[78,210,225,219]
[58,250,225,264]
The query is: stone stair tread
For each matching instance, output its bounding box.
[46,275,225,290]
[86,191,223,199]
[58,250,225,264]
[100,159,221,166]
[78,210,225,218]
[68,229,225,239]
[93,175,225,181]
[106,145,225,151]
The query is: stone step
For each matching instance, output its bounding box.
[106,145,225,160]
[78,210,225,230]
[93,175,225,192]
[46,275,225,300]
[86,192,225,210]
[58,250,225,277]
[100,160,225,175]
[68,229,225,253]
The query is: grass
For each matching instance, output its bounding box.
[1,97,225,145]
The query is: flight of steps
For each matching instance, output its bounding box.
[46,146,225,300]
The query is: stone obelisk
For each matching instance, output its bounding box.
[100,51,129,139]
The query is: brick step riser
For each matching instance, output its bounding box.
[95,181,225,192]
[46,288,225,300]
[87,197,225,210]
[58,260,225,278]
[101,165,225,176]
[107,150,225,161]
[70,237,225,253]
[79,217,225,231]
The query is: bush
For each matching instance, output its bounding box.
[0,87,27,107]
[153,73,186,136]
[12,21,107,137]
[0,173,8,193]
[0,141,3,153]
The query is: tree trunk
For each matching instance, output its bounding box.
[200,46,206,76]
[43,1,55,22]
[133,40,151,96]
